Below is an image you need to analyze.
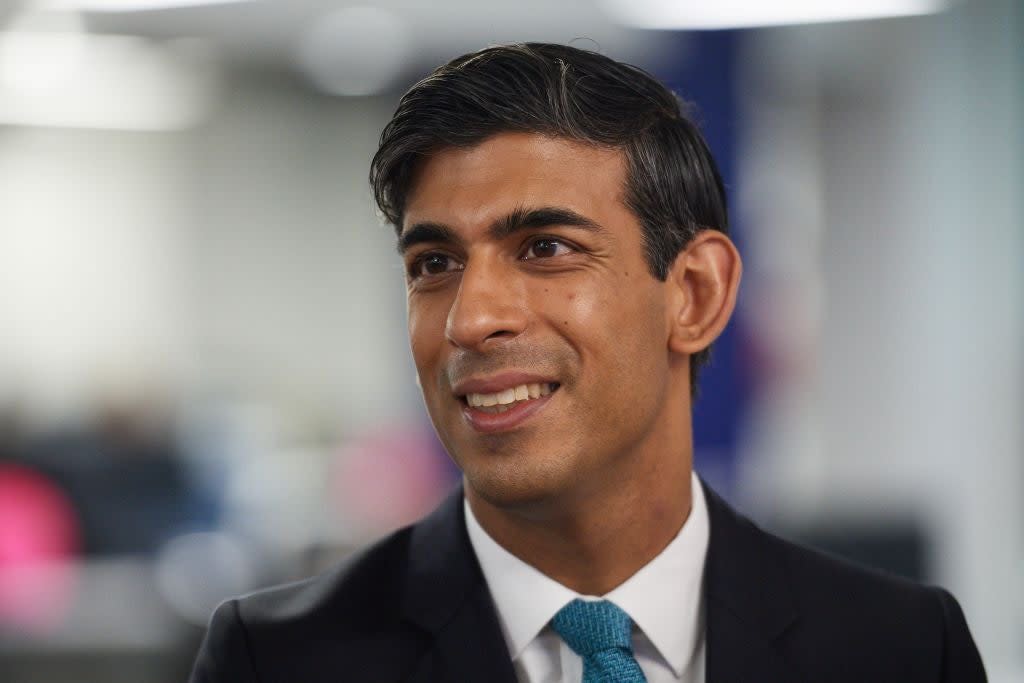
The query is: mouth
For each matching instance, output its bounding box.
[455,380,561,433]
[461,382,559,413]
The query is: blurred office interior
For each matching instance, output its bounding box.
[0,0,1020,680]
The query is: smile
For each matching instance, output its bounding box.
[455,375,561,433]
[465,382,557,413]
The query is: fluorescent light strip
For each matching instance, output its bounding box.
[0,32,217,131]
[54,0,254,13]
[601,0,949,30]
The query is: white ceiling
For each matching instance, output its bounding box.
[0,0,677,70]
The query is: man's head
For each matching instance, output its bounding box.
[370,43,740,512]
[371,43,729,389]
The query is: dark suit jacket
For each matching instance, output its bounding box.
[190,481,986,682]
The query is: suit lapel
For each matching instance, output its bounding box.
[401,487,517,683]
[702,481,806,683]
[399,479,806,682]
[705,605,801,683]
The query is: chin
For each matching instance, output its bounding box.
[460,452,577,514]
[437,417,586,511]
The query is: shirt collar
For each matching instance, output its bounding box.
[464,471,710,677]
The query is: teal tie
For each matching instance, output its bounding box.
[551,599,647,683]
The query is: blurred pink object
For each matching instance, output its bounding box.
[0,464,80,634]
[333,425,457,535]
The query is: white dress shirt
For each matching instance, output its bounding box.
[465,472,709,683]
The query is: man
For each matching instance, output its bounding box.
[190,43,986,682]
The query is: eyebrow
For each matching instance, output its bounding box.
[397,206,604,255]
[396,222,459,255]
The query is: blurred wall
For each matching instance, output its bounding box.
[0,77,416,432]
[0,0,1020,679]
[735,0,1022,672]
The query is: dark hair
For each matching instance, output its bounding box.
[370,42,728,395]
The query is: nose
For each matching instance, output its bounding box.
[445,257,528,351]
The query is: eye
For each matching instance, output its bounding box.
[409,252,461,278]
[523,237,574,260]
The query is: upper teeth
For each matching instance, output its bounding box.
[466,383,553,407]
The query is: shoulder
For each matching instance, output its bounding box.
[776,530,983,680]
[190,525,429,683]
[189,487,477,683]
[772,525,952,631]
[237,524,415,634]
[242,524,415,634]
[772,525,942,614]
[702,482,985,681]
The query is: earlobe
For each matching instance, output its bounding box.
[666,231,742,356]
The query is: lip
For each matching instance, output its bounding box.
[451,371,558,397]
[461,390,555,433]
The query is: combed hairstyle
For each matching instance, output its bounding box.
[370,42,729,395]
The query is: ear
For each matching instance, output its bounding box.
[666,230,742,356]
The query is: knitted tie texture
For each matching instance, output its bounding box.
[551,599,647,683]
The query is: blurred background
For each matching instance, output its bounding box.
[0,0,1020,680]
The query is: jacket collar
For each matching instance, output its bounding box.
[702,481,804,682]
[402,485,518,683]
[400,479,804,682]
[402,485,476,633]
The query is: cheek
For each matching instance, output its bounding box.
[559,280,667,387]
[407,302,454,413]
[407,296,446,364]
[546,279,613,330]
[552,276,662,345]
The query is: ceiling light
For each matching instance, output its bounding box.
[294,6,411,97]
[600,0,949,30]
[0,32,220,131]
[47,0,254,12]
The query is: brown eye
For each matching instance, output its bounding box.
[422,254,449,274]
[411,253,460,278]
[524,238,572,260]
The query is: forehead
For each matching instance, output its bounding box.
[402,132,630,234]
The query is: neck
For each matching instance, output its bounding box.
[466,436,694,596]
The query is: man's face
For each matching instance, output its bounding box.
[400,132,683,510]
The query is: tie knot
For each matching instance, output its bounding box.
[551,599,634,656]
